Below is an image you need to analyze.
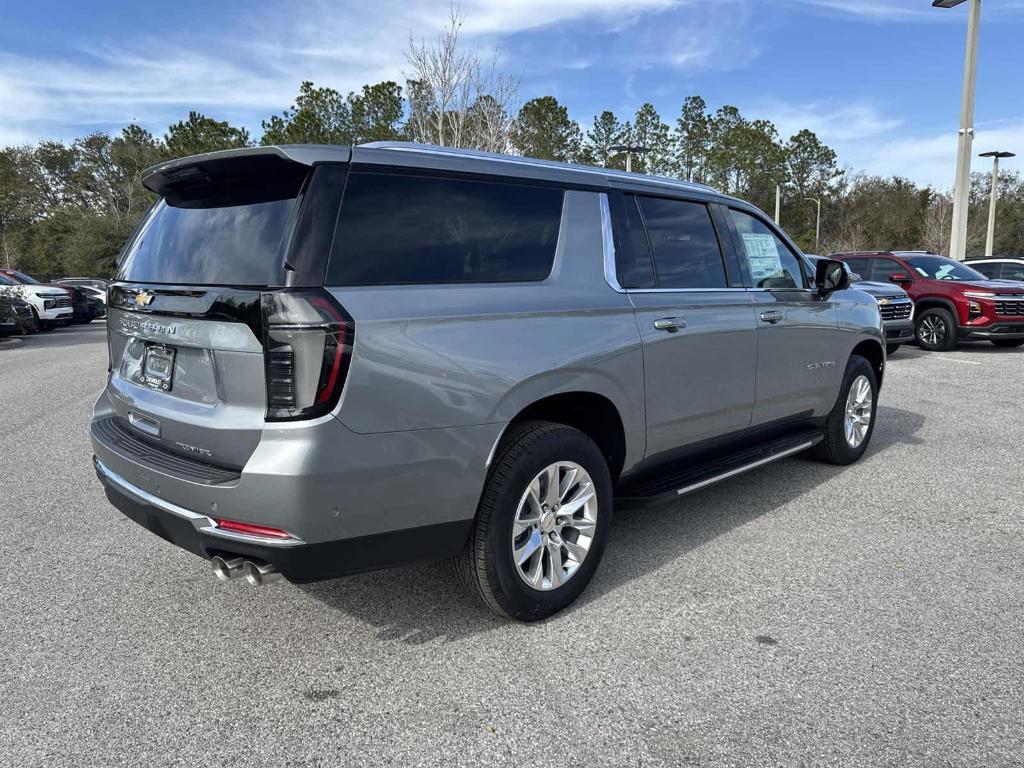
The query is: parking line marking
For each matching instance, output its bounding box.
[934,356,982,366]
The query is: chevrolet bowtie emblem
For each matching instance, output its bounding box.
[878,298,891,306]
[134,291,155,307]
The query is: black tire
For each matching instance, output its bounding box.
[885,344,901,356]
[915,307,957,351]
[32,308,51,331]
[811,355,878,466]
[991,339,1024,348]
[455,420,613,621]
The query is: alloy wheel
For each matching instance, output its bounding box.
[844,375,873,448]
[511,461,598,591]
[919,315,946,347]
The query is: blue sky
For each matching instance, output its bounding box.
[2,0,1023,187]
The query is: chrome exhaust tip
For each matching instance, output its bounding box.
[211,555,245,581]
[242,560,281,586]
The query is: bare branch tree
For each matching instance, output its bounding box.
[404,7,518,151]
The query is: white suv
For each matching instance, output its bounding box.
[0,272,73,329]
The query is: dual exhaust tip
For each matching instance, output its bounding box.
[211,555,281,586]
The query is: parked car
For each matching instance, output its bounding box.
[806,254,914,355]
[91,143,886,620]
[57,277,109,293]
[62,285,104,323]
[0,295,20,337]
[75,284,108,306]
[964,257,1024,283]
[832,251,1024,350]
[0,271,73,330]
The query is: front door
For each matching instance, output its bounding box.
[723,207,841,426]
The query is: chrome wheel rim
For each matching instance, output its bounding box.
[919,315,946,346]
[844,375,873,448]
[511,461,598,591]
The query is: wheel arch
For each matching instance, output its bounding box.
[851,339,885,391]
[913,296,959,321]
[495,391,630,483]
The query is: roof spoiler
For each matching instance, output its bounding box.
[141,145,351,196]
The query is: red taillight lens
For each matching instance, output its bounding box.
[215,518,293,540]
[261,289,354,421]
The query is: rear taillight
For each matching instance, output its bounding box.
[261,289,354,421]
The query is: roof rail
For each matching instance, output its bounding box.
[359,141,719,194]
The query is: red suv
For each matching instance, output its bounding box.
[832,251,1024,351]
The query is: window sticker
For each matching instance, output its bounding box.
[742,233,783,281]
[935,264,955,280]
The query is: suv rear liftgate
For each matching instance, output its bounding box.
[91,147,438,581]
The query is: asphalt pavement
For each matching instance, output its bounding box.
[1,323,1022,767]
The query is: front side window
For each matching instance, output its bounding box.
[842,257,869,280]
[905,256,987,282]
[869,258,908,282]
[728,209,805,289]
[328,172,563,286]
[635,196,727,289]
[999,262,1024,281]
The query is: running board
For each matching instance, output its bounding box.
[615,429,823,508]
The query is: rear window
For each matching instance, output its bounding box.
[117,175,304,286]
[327,172,563,286]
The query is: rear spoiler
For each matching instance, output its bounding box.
[141,145,352,196]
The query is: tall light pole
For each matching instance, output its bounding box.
[978,150,1015,257]
[609,145,650,174]
[775,184,782,225]
[803,197,822,251]
[933,0,981,261]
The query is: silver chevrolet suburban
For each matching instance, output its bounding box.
[91,143,885,620]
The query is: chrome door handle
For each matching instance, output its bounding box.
[760,310,785,324]
[654,317,687,332]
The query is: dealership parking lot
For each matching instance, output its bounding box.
[1,325,1022,767]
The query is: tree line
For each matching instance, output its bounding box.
[1,13,1021,278]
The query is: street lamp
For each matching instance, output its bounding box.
[609,144,650,174]
[978,150,1015,257]
[933,0,981,261]
[803,197,822,251]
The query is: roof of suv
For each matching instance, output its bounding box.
[142,142,732,203]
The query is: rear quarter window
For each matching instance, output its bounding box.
[327,172,563,286]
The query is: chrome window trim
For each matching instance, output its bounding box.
[94,458,306,547]
[625,287,750,294]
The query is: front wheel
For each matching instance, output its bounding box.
[455,421,612,621]
[811,355,878,466]
[991,339,1024,348]
[915,307,957,351]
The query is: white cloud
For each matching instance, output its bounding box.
[0,0,682,144]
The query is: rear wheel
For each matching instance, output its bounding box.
[915,307,956,351]
[885,344,901,355]
[811,355,877,466]
[991,339,1024,348]
[455,421,612,621]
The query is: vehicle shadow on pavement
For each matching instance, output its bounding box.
[299,405,926,642]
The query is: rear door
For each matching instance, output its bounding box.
[106,153,347,470]
[723,207,841,425]
[617,192,757,457]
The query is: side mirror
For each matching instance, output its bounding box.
[888,272,912,284]
[815,258,850,294]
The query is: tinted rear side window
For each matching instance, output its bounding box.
[117,173,305,286]
[328,172,563,285]
[636,196,727,289]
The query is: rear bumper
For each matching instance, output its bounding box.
[883,319,914,343]
[958,322,1024,340]
[90,388,499,580]
[94,456,472,581]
